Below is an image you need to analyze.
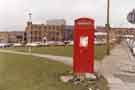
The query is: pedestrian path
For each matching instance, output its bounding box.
[0,49,72,65]
[101,41,135,90]
[0,49,99,72]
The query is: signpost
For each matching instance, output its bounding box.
[106,0,110,55]
[127,9,135,56]
[127,9,135,46]
[127,9,135,24]
[73,18,95,74]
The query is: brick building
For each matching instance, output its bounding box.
[0,31,24,43]
[64,25,73,40]
[96,26,135,36]
[0,32,8,43]
[8,31,24,43]
[24,19,135,44]
[25,19,66,43]
[96,26,135,43]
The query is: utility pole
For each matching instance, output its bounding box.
[28,12,32,53]
[106,0,110,55]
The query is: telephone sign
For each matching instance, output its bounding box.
[73,18,95,73]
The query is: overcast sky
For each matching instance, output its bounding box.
[0,0,135,31]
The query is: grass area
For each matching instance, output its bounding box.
[1,45,107,60]
[0,53,80,90]
[94,45,107,60]
[0,53,108,90]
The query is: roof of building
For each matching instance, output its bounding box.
[46,19,66,25]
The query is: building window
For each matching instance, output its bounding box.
[56,26,60,30]
[53,26,55,30]
[56,32,59,36]
[44,26,46,29]
[48,26,51,30]
[39,26,41,30]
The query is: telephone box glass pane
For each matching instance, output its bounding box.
[80,36,88,47]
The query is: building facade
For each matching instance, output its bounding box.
[8,31,24,43]
[64,25,73,40]
[96,26,135,36]
[24,21,135,44]
[0,31,24,43]
[96,26,135,43]
[0,32,8,43]
[25,19,66,43]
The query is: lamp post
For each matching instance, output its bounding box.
[106,0,110,55]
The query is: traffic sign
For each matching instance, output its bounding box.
[127,9,135,24]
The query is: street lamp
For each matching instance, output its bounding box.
[106,0,110,55]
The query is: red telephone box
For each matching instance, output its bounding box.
[73,18,95,73]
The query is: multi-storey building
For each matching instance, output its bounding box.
[96,26,135,36]
[8,31,24,43]
[96,26,135,43]
[0,31,24,43]
[25,19,66,43]
[64,25,73,40]
[0,32,8,43]
[24,19,135,43]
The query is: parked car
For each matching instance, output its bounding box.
[40,42,48,46]
[64,41,70,45]
[0,43,11,48]
[13,43,23,47]
[94,40,106,45]
[26,42,41,47]
[55,41,64,46]
[68,41,74,45]
[46,41,56,46]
